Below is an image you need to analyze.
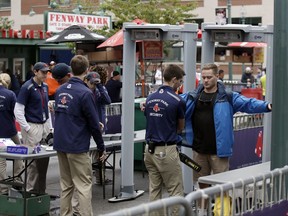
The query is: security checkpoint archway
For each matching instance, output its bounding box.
[201,23,274,164]
[108,23,199,202]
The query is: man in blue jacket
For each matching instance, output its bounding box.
[181,63,272,192]
[53,55,106,216]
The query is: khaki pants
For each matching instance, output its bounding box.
[21,121,50,194]
[0,134,24,194]
[144,145,184,215]
[57,151,93,216]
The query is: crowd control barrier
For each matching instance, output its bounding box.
[185,165,288,216]
[100,196,192,216]
[101,165,288,216]
[230,113,265,170]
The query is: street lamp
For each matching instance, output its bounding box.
[29,1,58,16]
[240,5,246,24]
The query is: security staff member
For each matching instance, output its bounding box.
[14,62,51,194]
[53,55,106,216]
[144,64,186,214]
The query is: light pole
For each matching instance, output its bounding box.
[227,0,232,80]
[240,5,246,24]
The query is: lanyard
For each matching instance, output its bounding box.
[37,88,45,109]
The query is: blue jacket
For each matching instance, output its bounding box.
[53,77,105,153]
[0,86,17,137]
[181,82,270,157]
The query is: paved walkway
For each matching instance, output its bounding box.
[46,153,150,215]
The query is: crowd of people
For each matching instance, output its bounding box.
[0,57,272,216]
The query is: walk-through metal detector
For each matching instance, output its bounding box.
[201,23,274,163]
[108,23,198,202]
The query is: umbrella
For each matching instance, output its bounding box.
[45,25,106,43]
[97,19,146,48]
[228,42,266,48]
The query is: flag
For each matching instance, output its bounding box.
[255,130,263,158]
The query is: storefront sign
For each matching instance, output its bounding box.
[47,12,111,33]
[143,41,163,59]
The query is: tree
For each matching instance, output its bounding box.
[99,0,197,34]
[0,17,14,29]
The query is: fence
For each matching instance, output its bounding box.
[101,165,288,216]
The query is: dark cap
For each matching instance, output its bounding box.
[86,72,101,84]
[52,63,71,79]
[33,62,50,72]
[112,71,120,77]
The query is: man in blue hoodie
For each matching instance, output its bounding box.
[181,63,272,190]
[53,55,106,216]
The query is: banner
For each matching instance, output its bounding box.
[215,8,227,25]
[47,12,111,33]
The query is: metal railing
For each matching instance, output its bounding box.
[100,196,192,216]
[185,165,288,215]
[101,165,288,216]
[233,113,264,130]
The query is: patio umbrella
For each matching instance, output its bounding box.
[228,42,266,48]
[45,25,106,43]
[97,18,146,48]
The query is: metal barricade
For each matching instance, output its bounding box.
[101,165,288,216]
[100,196,192,216]
[233,113,264,131]
[185,165,288,216]
[105,103,122,117]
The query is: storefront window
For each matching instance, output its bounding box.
[13,58,25,83]
[0,0,11,8]
[50,0,71,5]
[0,59,8,73]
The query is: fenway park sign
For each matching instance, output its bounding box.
[47,12,112,33]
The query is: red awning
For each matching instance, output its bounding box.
[228,42,266,48]
[97,19,146,48]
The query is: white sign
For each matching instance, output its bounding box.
[47,12,111,33]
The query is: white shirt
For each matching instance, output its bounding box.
[154,69,162,85]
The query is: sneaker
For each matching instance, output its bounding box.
[95,178,113,185]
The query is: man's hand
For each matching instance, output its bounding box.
[99,150,107,162]
[268,103,272,111]
[140,101,146,112]
[99,122,104,132]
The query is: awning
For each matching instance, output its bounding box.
[228,42,267,48]
[0,38,45,45]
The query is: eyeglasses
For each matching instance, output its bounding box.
[198,91,214,103]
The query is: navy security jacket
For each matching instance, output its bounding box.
[181,82,271,157]
[53,77,105,153]
[0,86,17,137]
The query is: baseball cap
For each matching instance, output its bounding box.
[33,62,50,72]
[52,63,71,79]
[86,72,101,84]
[112,71,120,77]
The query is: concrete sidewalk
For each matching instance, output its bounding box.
[46,153,150,215]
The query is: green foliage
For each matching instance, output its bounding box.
[0,17,14,29]
[99,0,197,26]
